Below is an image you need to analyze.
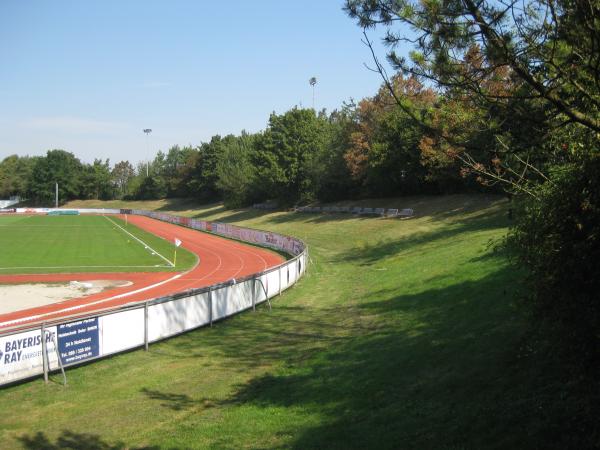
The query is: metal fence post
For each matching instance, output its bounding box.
[252,278,256,311]
[41,324,48,384]
[279,267,282,296]
[51,333,67,386]
[208,289,213,327]
[255,278,272,311]
[144,302,149,351]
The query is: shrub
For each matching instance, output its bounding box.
[509,154,600,364]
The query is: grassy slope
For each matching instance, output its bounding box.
[0,195,571,449]
[0,215,196,274]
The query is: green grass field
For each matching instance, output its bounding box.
[0,195,589,449]
[0,214,196,274]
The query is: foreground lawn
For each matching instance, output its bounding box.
[0,195,580,449]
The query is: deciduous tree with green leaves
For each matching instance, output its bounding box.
[81,159,112,200]
[111,160,135,199]
[216,134,257,208]
[253,108,330,204]
[0,155,36,199]
[28,150,84,204]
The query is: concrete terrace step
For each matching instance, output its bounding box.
[293,205,414,218]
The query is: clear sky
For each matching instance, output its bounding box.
[0,0,390,165]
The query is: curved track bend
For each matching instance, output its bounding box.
[0,215,285,329]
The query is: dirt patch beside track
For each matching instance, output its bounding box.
[0,280,131,314]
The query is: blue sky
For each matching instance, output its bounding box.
[0,0,391,165]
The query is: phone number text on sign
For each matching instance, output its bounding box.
[57,317,100,365]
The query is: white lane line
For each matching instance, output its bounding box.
[2,225,108,228]
[104,216,174,267]
[0,272,186,328]
[0,265,169,270]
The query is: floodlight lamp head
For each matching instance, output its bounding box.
[143,128,152,134]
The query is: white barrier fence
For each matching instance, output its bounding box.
[0,209,307,386]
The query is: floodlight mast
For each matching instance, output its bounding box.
[309,77,317,110]
[143,128,152,177]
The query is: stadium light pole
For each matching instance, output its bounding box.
[55,182,58,208]
[309,77,317,110]
[143,128,152,177]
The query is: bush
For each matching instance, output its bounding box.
[509,154,600,364]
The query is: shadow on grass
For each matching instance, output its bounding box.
[18,430,162,450]
[140,388,217,413]
[173,264,585,450]
[154,198,208,213]
[189,205,269,223]
[219,268,524,450]
[265,194,508,226]
[149,194,508,229]
[136,263,532,449]
[405,194,507,222]
[273,196,508,229]
[140,388,197,411]
[334,205,509,266]
[266,212,371,225]
[144,303,356,375]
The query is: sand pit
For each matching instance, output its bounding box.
[0,280,132,314]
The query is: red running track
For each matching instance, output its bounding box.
[0,215,285,330]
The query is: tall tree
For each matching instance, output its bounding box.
[187,136,231,201]
[316,105,360,201]
[81,159,112,200]
[28,150,83,204]
[0,155,35,198]
[253,108,329,204]
[216,134,257,207]
[162,145,197,197]
[344,75,437,195]
[111,160,135,199]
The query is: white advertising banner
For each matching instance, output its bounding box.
[100,309,145,356]
[0,327,58,385]
[212,283,252,321]
[148,292,211,342]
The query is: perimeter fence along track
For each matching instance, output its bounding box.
[0,208,307,386]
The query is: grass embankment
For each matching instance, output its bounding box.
[0,215,196,274]
[0,195,573,449]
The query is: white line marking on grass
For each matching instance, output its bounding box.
[4,225,104,228]
[0,265,170,270]
[0,272,185,328]
[103,216,174,267]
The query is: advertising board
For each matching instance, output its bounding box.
[0,327,58,384]
[57,318,100,366]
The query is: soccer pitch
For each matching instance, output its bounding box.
[0,214,195,274]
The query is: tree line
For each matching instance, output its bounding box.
[0,76,487,207]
